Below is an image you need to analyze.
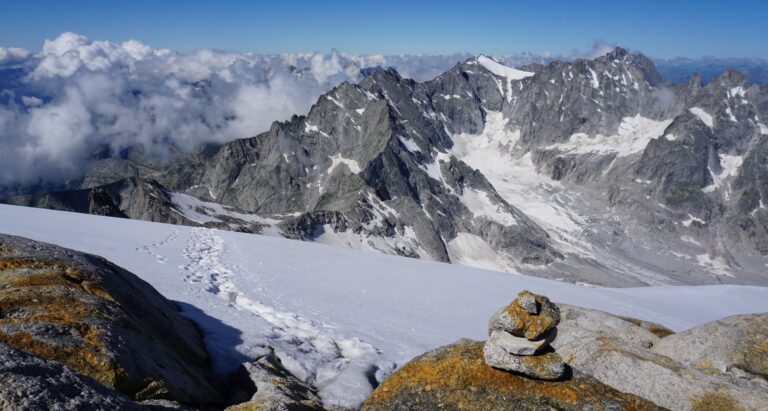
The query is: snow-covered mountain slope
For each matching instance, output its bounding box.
[2,204,767,407]
[5,48,768,287]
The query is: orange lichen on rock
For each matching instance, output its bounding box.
[0,258,128,389]
[0,256,176,400]
[689,392,746,411]
[738,316,768,378]
[618,315,676,338]
[362,340,663,411]
[0,234,223,405]
[490,290,561,340]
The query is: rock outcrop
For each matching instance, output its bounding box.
[225,347,324,411]
[552,305,768,410]
[484,290,566,380]
[362,339,663,411]
[652,313,768,383]
[363,292,665,410]
[0,234,222,405]
[0,342,144,411]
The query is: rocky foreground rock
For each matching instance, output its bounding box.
[1,234,766,411]
[0,342,144,411]
[364,291,664,410]
[552,305,768,410]
[652,313,768,382]
[484,290,566,380]
[365,291,768,411]
[362,339,663,411]
[0,234,222,406]
[224,347,324,411]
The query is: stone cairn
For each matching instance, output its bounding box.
[483,290,566,380]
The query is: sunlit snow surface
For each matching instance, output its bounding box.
[476,55,535,81]
[2,204,768,407]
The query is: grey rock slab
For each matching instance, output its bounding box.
[552,305,768,410]
[0,343,145,411]
[487,329,554,356]
[482,342,566,380]
[652,313,768,380]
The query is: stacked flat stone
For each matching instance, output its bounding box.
[483,290,566,380]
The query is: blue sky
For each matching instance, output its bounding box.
[2,0,767,58]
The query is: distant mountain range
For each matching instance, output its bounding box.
[4,42,768,288]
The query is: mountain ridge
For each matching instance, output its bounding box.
[5,47,768,286]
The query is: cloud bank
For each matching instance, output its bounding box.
[0,34,489,186]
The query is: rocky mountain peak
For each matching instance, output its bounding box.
[709,68,749,88]
[605,47,629,60]
[9,44,768,287]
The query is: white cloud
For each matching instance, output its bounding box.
[20,96,43,107]
[571,40,619,59]
[0,47,30,63]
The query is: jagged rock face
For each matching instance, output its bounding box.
[0,234,223,405]
[6,177,191,225]
[225,348,324,411]
[362,339,663,411]
[150,49,768,283]
[504,49,673,150]
[167,67,562,266]
[552,305,768,411]
[7,47,768,285]
[0,343,144,411]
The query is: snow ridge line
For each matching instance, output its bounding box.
[179,227,390,401]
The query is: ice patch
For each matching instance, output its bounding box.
[476,55,534,81]
[728,86,746,98]
[397,135,421,153]
[446,232,511,272]
[459,188,517,226]
[689,107,713,128]
[549,115,673,157]
[450,111,520,151]
[702,154,743,193]
[305,123,319,133]
[681,235,702,246]
[419,151,453,190]
[682,214,706,227]
[696,253,733,278]
[326,95,344,108]
[328,154,361,174]
[304,122,329,137]
[587,67,600,89]
[476,55,533,102]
